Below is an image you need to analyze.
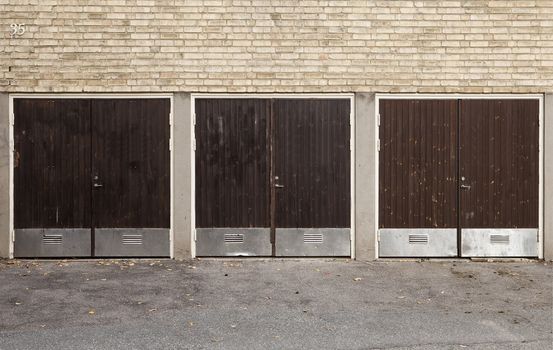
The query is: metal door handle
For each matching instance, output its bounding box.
[274,184,284,188]
[93,183,103,188]
[460,184,471,190]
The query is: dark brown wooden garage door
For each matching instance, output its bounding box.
[195,98,351,257]
[379,98,540,257]
[379,99,458,230]
[459,99,539,257]
[459,99,539,229]
[13,98,170,258]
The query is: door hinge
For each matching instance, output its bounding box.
[377,139,380,151]
[377,231,380,242]
[193,113,196,126]
[169,138,172,151]
[12,229,15,243]
[377,113,380,127]
[169,112,173,126]
[193,138,196,151]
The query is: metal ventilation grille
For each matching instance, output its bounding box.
[408,234,429,244]
[122,234,143,245]
[42,234,62,245]
[224,233,244,244]
[490,234,510,244]
[304,233,323,244]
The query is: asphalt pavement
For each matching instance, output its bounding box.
[0,258,551,349]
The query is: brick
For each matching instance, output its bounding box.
[0,0,552,92]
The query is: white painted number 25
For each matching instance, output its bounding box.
[10,24,25,37]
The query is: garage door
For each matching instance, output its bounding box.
[195,98,351,257]
[13,98,170,258]
[378,98,539,258]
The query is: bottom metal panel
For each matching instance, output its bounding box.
[275,228,350,257]
[461,229,538,257]
[378,229,457,257]
[14,229,92,258]
[196,228,271,257]
[94,228,170,257]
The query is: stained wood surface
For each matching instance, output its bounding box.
[195,98,351,230]
[195,98,270,228]
[91,99,170,228]
[14,99,92,229]
[459,99,539,228]
[273,99,351,228]
[14,98,170,230]
[379,99,458,228]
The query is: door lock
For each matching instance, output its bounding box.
[93,175,103,188]
[460,184,471,190]
[274,176,284,188]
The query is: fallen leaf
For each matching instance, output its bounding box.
[353,277,362,281]
[88,309,95,315]
[149,308,157,312]
[15,301,21,305]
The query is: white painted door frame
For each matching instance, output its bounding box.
[374,93,544,259]
[190,93,356,259]
[8,93,175,259]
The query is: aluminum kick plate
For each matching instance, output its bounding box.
[14,228,92,258]
[275,228,350,257]
[94,228,170,257]
[378,228,457,257]
[195,228,271,257]
[461,229,538,257]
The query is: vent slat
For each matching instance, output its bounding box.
[122,234,143,245]
[224,233,244,244]
[42,234,62,245]
[304,233,323,244]
[490,234,510,244]
[408,234,429,244]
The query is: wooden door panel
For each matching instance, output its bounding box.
[195,98,270,228]
[273,99,350,228]
[459,99,539,228]
[91,99,170,228]
[14,99,92,228]
[379,99,458,229]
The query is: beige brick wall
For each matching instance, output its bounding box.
[1,0,552,93]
